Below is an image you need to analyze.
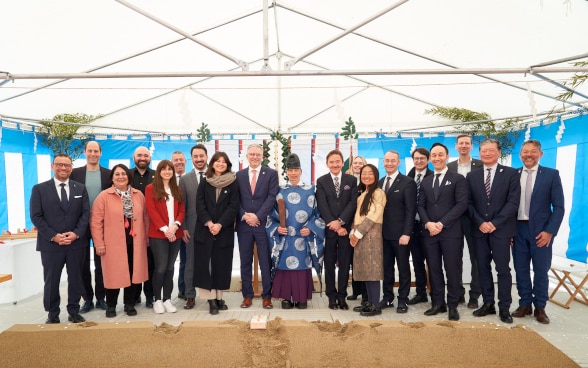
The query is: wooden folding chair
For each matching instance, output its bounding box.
[548,258,588,309]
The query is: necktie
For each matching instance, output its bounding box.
[334,176,340,197]
[384,176,391,193]
[524,169,534,217]
[60,183,68,208]
[416,173,422,199]
[433,173,441,200]
[198,171,205,184]
[251,169,257,194]
[485,168,492,197]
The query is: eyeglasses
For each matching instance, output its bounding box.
[413,157,428,162]
[54,163,72,168]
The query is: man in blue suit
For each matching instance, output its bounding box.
[30,154,91,324]
[467,138,520,324]
[418,143,468,321]
[511,139,565,324]
[236,143,279,309]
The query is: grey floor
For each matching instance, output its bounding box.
[1,263,587,367]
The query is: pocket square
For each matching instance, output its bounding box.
[394,189,399,192]
[445,181,451,186]
[74,195,82,198]
[343,185,351,190]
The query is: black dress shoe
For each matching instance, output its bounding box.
[448,307,460,321]
[45,316,60,324]
[106,306,116,318]
[467,298,479,309]
[68,313,86,323]
[360,304,382,317]
[499,309,513,324]
[295,302,307,309]
[379,299,394,309]
[79,300,94,314]
[424,305,447,316]
[396,303,408,314]
[354,301,369,312]
[407,294,428,305]
[216,299,228,310]
[208,300,219,315]
[473,303,496,317]
[328,300,339,310]
[338,300,349,310]
[282,300,294,309]
[346,294,359,301]
[124,305,137,316]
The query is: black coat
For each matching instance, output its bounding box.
[193,179,240,291]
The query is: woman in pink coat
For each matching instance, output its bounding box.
[91,164,149,318]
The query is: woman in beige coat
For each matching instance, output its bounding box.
[349,164,387,317]
[91,164,149,318]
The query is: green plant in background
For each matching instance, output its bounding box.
[263,130,290,181]
[38,113,97,161]
[196,122,211,143]
[426,106,521,158]
[557,60,588,102]
[340,117,358,141]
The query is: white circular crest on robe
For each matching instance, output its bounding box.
[285,256,300,269]
[305,255,313,268]
[306,195,315,208]
[315,218,326,229]
[294,238,306,251]
[295,210,308,224]
[287,192,301,204]
[287,226,296,236]
[276,192,284,201]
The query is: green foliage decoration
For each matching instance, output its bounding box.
[196,122,211,143]
[340,117,358,140]
[263,130,291,181]
[38,113,97,161]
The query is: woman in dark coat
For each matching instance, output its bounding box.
[193,151,240,315]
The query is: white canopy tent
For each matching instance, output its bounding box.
[1,0,587,137]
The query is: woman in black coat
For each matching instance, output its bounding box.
[193,151,240,315]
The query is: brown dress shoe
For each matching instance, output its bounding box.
[512,305,532,318]
[262,298,273,309]
[534,308,550,324]
[240,297,253,308]
[183,297,195,310]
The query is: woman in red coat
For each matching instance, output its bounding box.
[145,160,185,314]
[91,164,149,318]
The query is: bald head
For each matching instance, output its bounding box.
[133,146,151,171]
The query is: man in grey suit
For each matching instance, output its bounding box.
[448,134,484,308]
[511,139,564,324]
[30,154,90,324]
[179,144,208,309]
[467,138,520,324]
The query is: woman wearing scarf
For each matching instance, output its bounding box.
[145,160,185,314]
[91,164,149,318]
[193,152,240,315]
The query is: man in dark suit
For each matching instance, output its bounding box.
[236,143,279,309]
[70,141,111,313]
[130,146,155,307]
[511,139,565,324]
[406,147,433,305]
[379,150,417,313]
[448,134,484,309]
[30,154,90,324]
[467,138,520,324]
[179,144,208,309]
[418,143,468,320]
[316,149,358,310]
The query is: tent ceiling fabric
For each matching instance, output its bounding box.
[1,0,587,136]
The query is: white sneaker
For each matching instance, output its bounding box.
[163,299,177,313]
[153,300,165,314]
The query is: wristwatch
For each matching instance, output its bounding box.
[338,218,345,226]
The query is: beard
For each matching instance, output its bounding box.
[135,159,150,169]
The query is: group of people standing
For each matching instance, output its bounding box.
[30,136,564,325]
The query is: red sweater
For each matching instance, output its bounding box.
[145,184,185,239]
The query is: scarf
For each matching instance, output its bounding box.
[114,185,134,219]
[205,172,236,201]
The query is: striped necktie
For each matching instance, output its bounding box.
[485,168,492,197]
[416,173,422,199]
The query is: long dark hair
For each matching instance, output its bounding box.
[152,160,183,203]
[358,164,379,217]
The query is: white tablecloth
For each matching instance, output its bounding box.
[0,238,43,304]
